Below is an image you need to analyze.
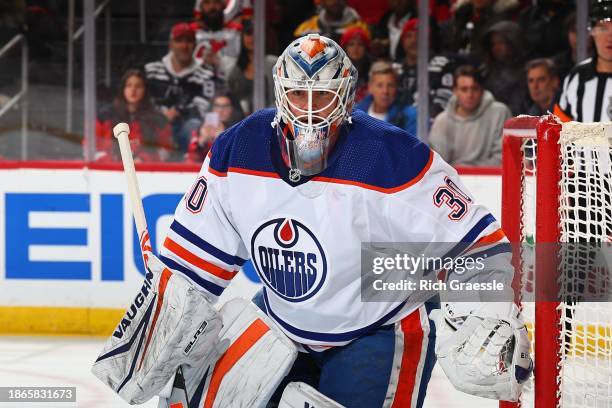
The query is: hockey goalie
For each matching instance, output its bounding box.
[92,34,532,407]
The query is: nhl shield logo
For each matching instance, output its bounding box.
[251,218,327,302]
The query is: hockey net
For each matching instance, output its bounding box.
[501,115,612,408]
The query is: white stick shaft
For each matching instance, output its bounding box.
[114,126,148,239]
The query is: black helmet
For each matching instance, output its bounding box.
[591,0,612,27]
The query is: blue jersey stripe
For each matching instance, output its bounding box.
[447,243,512,279]
[262,290,407,343]
[463,242,512,261]
[159,255,225,297]
[170,220,247,267]
[444,214,498,260]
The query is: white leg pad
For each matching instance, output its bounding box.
[278,382,346,408]
[161,297,298,408]
[92,254,223,405]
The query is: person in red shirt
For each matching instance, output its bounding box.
[95,69,173,162]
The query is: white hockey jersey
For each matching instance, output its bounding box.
[159,109,512,347]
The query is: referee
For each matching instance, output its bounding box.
[555,0,612,122]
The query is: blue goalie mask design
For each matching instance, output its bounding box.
[273,34,357,178]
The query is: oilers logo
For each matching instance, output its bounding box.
[251,218,327,302]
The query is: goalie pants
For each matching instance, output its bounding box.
[254,293,438,408]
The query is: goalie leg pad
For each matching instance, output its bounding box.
[161,297,298,408]
[279,382,346,408]
[92,254,223,404]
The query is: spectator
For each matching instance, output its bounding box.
[192,0,242,81]
[293,0,370,43]
[429,65,511,166]
[95,69,172,162]
[555,0,612,122]
[211,91,244,128]
[427,54,463,118]
[553,12,587,82]
[525,58,559,116]
[339,26,371,103]
[145,22,217,153]
[442,0,518,58]
[396,18,420,107]
[227,20,277,115]
[396,18,461,119]
[355,61,417,135]
[518,0,573,61]
[186,91,244,163]
[371,0,417,60]
[480,21,527,115]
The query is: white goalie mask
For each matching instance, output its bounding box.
[273,34,357,178]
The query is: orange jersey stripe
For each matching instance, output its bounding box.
[163,237,238,281]
[208,167,227,177]
[215,150,434,193]
[314,150,434,194]
[207,150,433,194]
[203,319,270,408]
[476,228,505,246]
[463,228,506,255]
[228,167,281,179]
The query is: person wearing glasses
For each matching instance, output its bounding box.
[186,91,244,163]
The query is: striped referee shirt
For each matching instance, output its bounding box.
[145,54,217,120]
[556,57,612,122]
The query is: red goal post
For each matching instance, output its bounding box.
[500,115,612,408]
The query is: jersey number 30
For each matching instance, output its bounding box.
[433,183,469,221]
[186,177,208,214]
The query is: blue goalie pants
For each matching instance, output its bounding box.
[253,292,438,408]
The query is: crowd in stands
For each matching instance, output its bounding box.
[86,0,607,168]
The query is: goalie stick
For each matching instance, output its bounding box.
[113,122,151,256]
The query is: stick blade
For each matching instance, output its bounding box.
[113,122,130,139]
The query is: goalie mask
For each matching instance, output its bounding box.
[273,34,357,179]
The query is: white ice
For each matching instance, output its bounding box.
[0,336,496,408]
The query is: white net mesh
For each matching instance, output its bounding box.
[517,121,612,407]
[557,122,612,407]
